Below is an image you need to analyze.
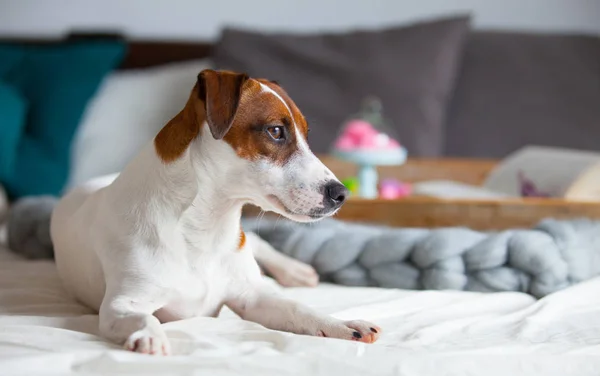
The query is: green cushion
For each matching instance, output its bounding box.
[0,83,27,179]
[0,41,125,199]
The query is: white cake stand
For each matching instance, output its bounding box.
[332,147,407,199]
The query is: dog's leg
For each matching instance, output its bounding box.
[247,232,319,287]
[227,285,381,343]
[99,282,170,355]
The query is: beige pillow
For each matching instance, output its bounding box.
[68,59,212,188]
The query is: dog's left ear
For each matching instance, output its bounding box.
[197,69,249,140]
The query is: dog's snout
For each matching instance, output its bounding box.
[324,181,348,209]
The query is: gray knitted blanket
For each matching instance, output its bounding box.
[7,196,600,298]
[242,217,600,298]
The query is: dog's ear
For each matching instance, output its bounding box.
[197,69,249,140]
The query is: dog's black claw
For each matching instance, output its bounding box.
[370,327,378,333]
[352,331,362,339]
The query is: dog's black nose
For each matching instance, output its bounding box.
[324,181,349,209]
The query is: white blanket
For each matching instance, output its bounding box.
[1,247,599,376]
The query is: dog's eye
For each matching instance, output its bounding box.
[266,126,285,141]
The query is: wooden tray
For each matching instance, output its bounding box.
[243,156,600,230]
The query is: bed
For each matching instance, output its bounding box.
[1,245,600,375]
[1,33,599,375]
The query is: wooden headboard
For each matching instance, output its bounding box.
[0,32,214,70]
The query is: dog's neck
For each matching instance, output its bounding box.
[182,127,247,252]
[113,121,245,255]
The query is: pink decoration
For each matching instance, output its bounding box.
[334,136,356,151]
[379,179,412,199]
[334,120,402,151]
[345,120,376,138]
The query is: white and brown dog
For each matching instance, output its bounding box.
[50,70,381,355]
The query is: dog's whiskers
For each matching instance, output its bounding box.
[250,209,267,234]
[256,209,266,229]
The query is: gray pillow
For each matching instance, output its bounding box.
[213,16,471,156]
[445,31,600,158]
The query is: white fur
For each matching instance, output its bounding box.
[51,91,379,356]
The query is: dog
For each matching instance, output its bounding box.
[50,69,381,355]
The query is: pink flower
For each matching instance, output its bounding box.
[344,120,376,139]
[379,179,412,199]
[334,136,356,150]
[334,119,402,151]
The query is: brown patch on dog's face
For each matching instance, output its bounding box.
[260,79,309,137]
[222,79,309,165]
[155,70,308,166]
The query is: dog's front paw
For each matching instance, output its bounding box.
[316,320,381,344]
[125,328,171,355]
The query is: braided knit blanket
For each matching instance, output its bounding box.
[8,196,600,298]
[242,217,600,298]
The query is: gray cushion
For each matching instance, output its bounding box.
[445,31,600,158]
[213,16,471,156]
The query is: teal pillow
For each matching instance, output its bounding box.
[0,83,27,179]
[0,41,125,199]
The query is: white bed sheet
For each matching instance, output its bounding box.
[0,246,599,376]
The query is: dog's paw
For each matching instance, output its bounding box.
[316,320,381,344]
[125,328,171,355]
[268,258,319,287]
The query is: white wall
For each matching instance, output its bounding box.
[1,0,599,41]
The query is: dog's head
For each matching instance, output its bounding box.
[155,69,348,222]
